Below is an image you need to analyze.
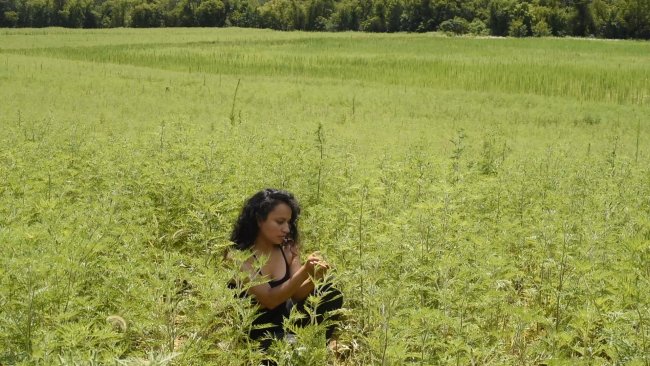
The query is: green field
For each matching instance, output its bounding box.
[1,28,650,365]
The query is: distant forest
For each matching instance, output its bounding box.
[1,0,649,39]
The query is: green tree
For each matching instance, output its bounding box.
[63,0,99,28]
[326,0,361,30]
[430,0,461,29]
[227,0,261,27]
[469,18,488,34]
[510,1,532,36]
[175,0,200,26]
[488,0,514,35]
[400,0,434,32]
[358,0,405,32]
[18,0,52,27]
[0,0,645,38]
[508,17,528,36]
[532,19,552,35]
[623,0,650,38]
[0,0,18,27]
[439,16,470,34]
[571,0,596,36]
[305,0,335,30]
[50,0,66,26]
[361,0,386,31]
[385,0,403,31]
[196,0,227,26]
[547,4,572,36]
[131,1,163,27]
[257,0,304,30]
[100,0,131,27]
[468,0,490,20]
[2,10,19,27]
[591,0,626,37]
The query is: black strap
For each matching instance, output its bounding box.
[253,247,289,276]
[279,246,289,267]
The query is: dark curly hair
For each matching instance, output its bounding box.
[230,189,301,251]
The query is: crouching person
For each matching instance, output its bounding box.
[226,189,344,365]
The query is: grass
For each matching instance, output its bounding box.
[0,27,649,365]
[5,29,650,105]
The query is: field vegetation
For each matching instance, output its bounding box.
[1,28,650,365]
[1,0,650,39]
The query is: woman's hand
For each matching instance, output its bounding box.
[304,253,322,276]
[308,252,330,280]
[288,250,332,302]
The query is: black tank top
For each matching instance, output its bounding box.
[227,246,292,296]
[226,246,293,342]
[234,246,291,340]
[263,247,291,288]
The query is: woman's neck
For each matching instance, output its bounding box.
[253,238,275,255]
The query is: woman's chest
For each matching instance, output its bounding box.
[260,251,289,282]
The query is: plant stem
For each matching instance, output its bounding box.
[359,184,367,328]
[229,79,241,126]
[634,120,641,163]
[380,300,392,366]
[159,121,165,151]
[556,225,569,331]
[315,123,324,203]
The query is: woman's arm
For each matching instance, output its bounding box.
[245,254,318,309]
[286,246,329,302]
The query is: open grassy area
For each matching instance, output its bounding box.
[1,28,649,365]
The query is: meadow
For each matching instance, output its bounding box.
[1,27,649,365]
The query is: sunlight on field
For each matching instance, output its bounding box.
[1,28,649,365]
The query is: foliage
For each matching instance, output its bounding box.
[468,18,488,35]
[196,0,226,27]
[439,16,470,35]
[131,2,163,28]
[532,19,551,37]
[0,28,649,365]
[0,0,649,39]
[508,17,528,37]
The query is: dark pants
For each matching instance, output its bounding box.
[253,282,343,359]
[291,282,343,340]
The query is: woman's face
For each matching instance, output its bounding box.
[257,202,292,245]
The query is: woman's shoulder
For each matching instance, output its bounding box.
[281,243,299,263]
[223,246,256,269]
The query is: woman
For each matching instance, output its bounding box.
[227,188,343,354]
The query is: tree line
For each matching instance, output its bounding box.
[1,0,649,39]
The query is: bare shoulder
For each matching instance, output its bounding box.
[283,244,300,263]
[224,248,257,277]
